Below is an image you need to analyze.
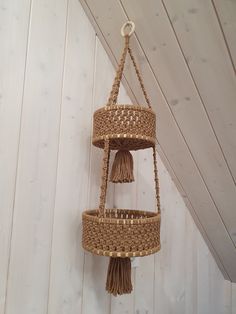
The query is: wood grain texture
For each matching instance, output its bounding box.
[47,0,95,312]
[162,0,236,241]
[232,283,236,314]
[4,0,68,313]
[212,0,236,72]
[0,0,32,311]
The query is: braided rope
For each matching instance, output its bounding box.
[128,47,151,108]
[99,139,110,217]
[153,145,161,213]
[107,35,130,106]
[107,35,151,108]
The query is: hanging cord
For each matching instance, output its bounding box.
[99,139,110,217]
[107,21,151,108]
[128,47,151,108]
[107,35,129,106]
[153,145,161,213]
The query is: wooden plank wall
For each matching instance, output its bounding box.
[0,0,232,313]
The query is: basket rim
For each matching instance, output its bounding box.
[93,104,155,115]
[82,209,161,225]
[83,244,161,258]
[92,134,155,146]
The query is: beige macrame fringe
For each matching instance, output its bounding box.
[106,257,133,296]
[110,150,134,183]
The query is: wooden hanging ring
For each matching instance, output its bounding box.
[121,21,135,37]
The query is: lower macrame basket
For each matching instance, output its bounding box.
[82,209,161,295]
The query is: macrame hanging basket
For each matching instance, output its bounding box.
[82,21,161,296]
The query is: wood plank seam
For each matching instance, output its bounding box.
[44,1,69,312]
[158,146,230,280]
[159,145,230,279]
[3,1,33,312]
[81,33,98,314]
[211,0,236,74]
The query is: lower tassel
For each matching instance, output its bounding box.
[110,150,134,183]
[106,257,133,296]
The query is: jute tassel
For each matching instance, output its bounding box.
[110,150,134,183]
[106,257,133,296]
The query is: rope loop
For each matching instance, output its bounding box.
[121,21,135,37]
[107,21,151,108]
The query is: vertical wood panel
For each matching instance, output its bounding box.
[197,234,210,314]
[0,0,31,311]
[208,253,225,314]
[223,280,232,314]
[184,210,198,314]
[4,0,68,313]
[47,0,95,313]
[232,283,236,314]
[81,38,113,314]
[157,156,187,314]
[135,149,155,314]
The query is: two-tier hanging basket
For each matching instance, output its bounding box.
[82,21,161,296]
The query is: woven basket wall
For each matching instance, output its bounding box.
[93,105,156,150]
[82,209,161,258]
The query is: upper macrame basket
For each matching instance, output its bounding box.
[82,21,161,296]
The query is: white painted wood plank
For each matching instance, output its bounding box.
[134,149,156,314]
[162,156,186,314]
[197,233,210,314]
[154,159,172,314]
[162,0,236,185]
[184,209,198,314]
[81,37,114,314]
[4,0,68,313]
[122,0,236,252]
[212,0,236,71]
[82,0,236,281]
[157,145,228,280]
[47,0,96,313]
[223,280,232,314]
[0,0,31,311]
[232,283,236,314]
[208,248,225,313]
[155,156,189,314]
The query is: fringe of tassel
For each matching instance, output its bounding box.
[110,150,134,183]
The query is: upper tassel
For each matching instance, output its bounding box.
[110,150,134,183]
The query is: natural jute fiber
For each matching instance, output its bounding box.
[82,22,161,296]
[110,150,134,183]
[106,257,132,296]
